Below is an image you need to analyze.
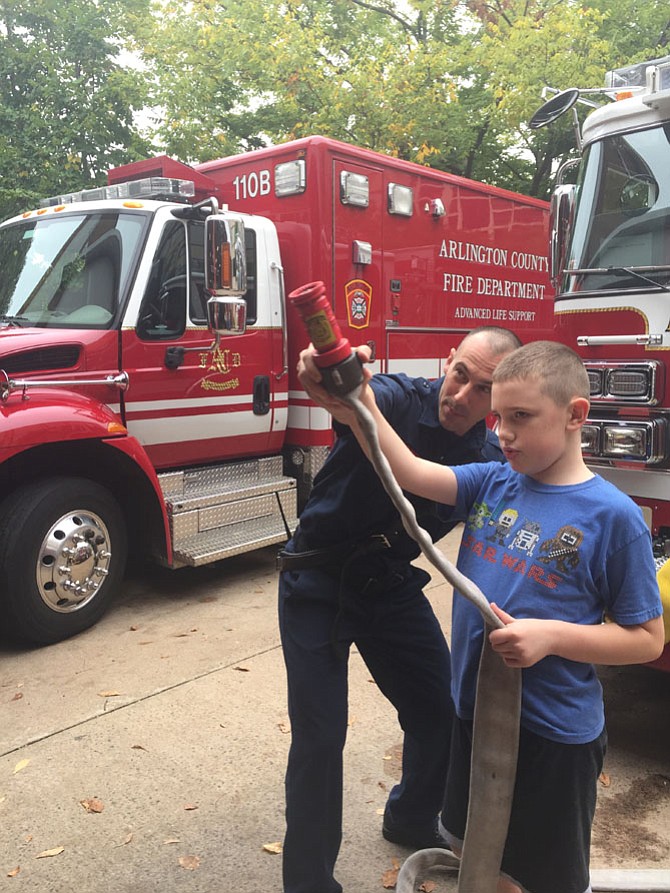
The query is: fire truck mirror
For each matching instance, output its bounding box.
[619,174,658,217]
[207,295,247,339]
[205,215,247,296]
[549,184,576,288]
[529,88,580,129]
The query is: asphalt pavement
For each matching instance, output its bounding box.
[2,531,670,892]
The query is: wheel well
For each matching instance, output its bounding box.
[0,441,167,563]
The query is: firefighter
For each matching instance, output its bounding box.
[276,326,521,893]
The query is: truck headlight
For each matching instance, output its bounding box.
[607,369,650,398]
[587,368,604,397]
[581,425,601,455]
[602,425,649,458]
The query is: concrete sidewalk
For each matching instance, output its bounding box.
[2,532,670,892]
[1,543,453,892]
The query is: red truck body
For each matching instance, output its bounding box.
[0,136,552,644]
[532,58,670,670]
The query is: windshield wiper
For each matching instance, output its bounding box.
[566,265,670,292]
[0,315,31,327]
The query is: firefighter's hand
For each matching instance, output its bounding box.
[297,344,373,424]
[488,602,556,668]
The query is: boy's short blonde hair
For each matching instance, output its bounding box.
[492,340,590,405]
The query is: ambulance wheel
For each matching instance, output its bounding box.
[0,477,127,645]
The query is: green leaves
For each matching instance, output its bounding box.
[0,0,151,218]
[0,0,667,212]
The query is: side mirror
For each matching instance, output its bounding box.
[207,295,247,338]
[549,184,576,290]
[619,174,658,217]
[529,89,580,129]
[205,215,247,296]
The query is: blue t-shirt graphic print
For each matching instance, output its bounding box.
[443,463,661,744]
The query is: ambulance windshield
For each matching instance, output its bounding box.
[564,123,670,293]
[0,211,147,328]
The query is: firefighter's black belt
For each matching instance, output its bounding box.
[276,530,400,572]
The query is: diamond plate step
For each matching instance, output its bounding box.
[158,457,298,567]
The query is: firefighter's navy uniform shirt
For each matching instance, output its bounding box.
[293,373,503,559]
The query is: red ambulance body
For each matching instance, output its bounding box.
[0,136,551,644]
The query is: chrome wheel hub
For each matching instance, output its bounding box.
[36,510,112,612]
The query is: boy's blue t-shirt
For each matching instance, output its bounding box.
[447,462,662,744]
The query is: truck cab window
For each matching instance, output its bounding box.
[0,212,144,329]
[138,221,187,339]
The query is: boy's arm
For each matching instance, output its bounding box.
[297,344,458,505]
[488,604,665,668]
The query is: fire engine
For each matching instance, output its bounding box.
[0,135,552,645]
[530,57,670,670]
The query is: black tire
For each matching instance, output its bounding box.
[0,477,127,645]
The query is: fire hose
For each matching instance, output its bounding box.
[288,281,670,893]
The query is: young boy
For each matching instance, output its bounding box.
[307,339,664,893]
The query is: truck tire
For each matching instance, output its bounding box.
[0,477,127,645]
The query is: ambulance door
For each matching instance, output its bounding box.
[332,159,384,359]
[120,216,277,469]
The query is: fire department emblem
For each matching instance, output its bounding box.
[345,279,372,329]
[198,346,242,392]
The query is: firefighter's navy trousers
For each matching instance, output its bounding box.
[278,560,453,893]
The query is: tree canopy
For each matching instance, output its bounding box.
[0,0,150,218]
[133,0,670,197]
[1,0,669,218]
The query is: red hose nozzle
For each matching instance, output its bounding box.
[288,281,353,368]
[288,280,364,396]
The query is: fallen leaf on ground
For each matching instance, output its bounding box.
[382,865,399,888]
[80,798,104,813]
[36,847,64,859]
[114,833,133,847]
[11,692,23,701]
[233,666,250,672]
[98,690,120,698]
[183,803,198,811]
[262,842,283,854]
[131,744,147,751]
[178,855,200,870]
[164,838,180,845]
[13,759,29,774]
[7,866,20,877]
[381,857,400,888]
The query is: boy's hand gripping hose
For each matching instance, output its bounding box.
[289,282,521,893]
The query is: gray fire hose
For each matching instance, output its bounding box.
[345,389,670,893]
